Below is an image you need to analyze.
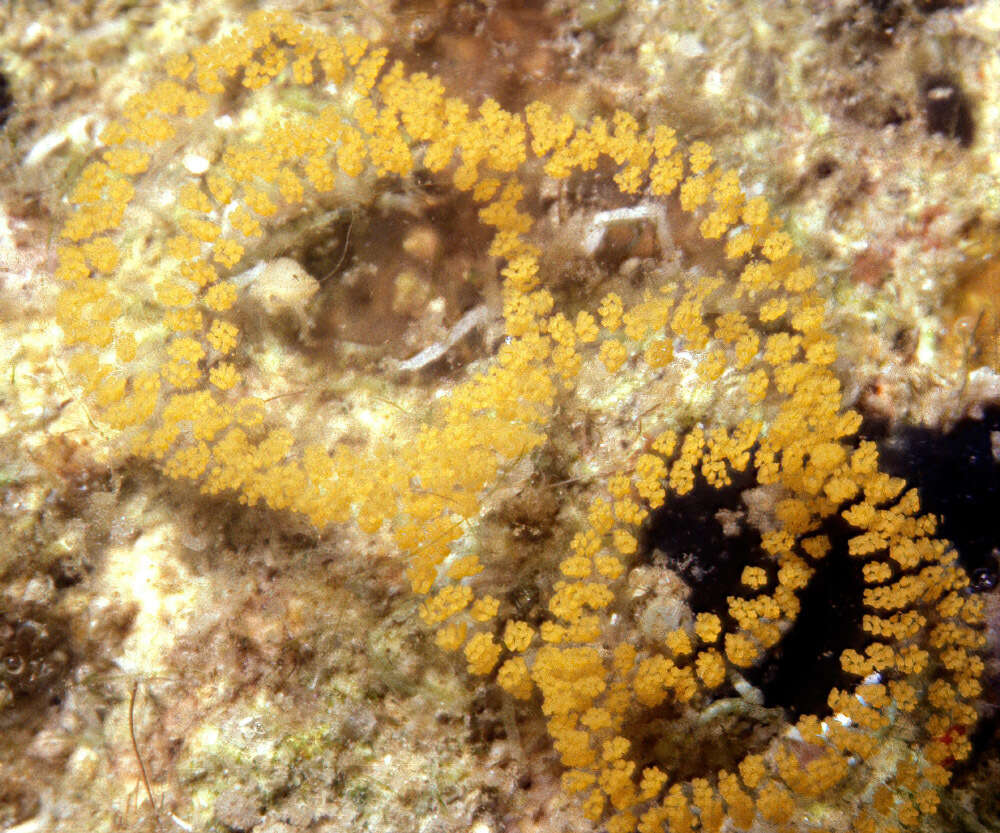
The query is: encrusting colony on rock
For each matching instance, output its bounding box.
[54,10,985,833]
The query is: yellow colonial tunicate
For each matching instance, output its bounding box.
[55,10,984,833]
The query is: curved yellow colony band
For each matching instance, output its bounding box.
[55,10,984,833]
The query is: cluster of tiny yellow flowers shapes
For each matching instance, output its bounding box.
[54,10,986,833]
[54,9,547,541]
[472,75,983,833]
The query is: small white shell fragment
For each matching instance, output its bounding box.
[182,153,210,175]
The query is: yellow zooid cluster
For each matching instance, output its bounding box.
[55,10,984,833]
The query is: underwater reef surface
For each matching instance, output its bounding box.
[1,2,999,832]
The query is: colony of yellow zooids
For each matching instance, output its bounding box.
[54,10,985,833]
